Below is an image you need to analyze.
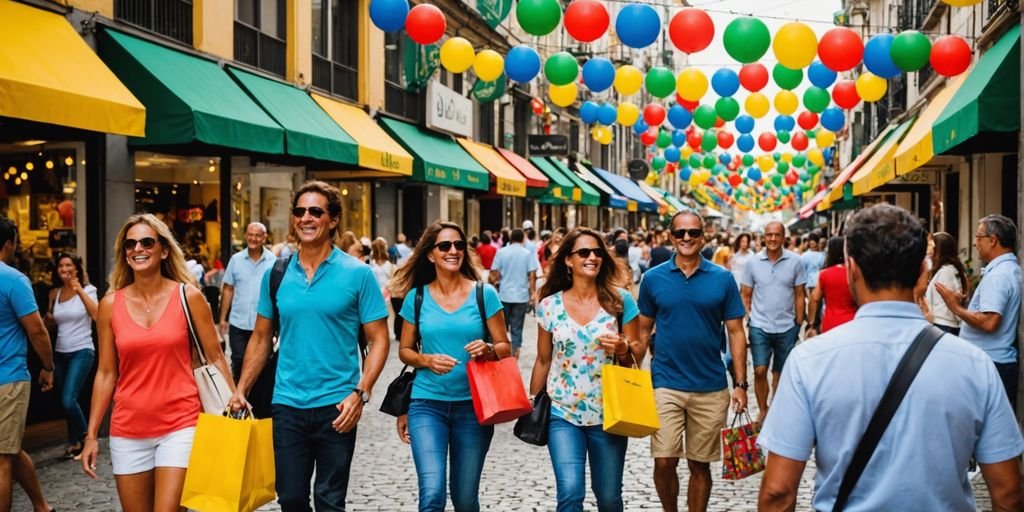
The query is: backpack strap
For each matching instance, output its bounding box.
[476,282,490,344]
[413,285,423,352]
[268,254,292,336]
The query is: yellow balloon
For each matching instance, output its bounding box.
[774,90,799,115]
[548,83,578,107]
[688,173,702,188]
[473,50,504,82]
[599,128,613,145]
[645,173,659,185]
[757,155,775,172]
[815,130,836,148]
[745,92,770,118]
[808,148,825,167]
[856,72,888,102]
[941,0,983,5]
[781,153,793,163]
[440,37,475,73]
[617,102,640,126]
[772,22,818,70]
[675,68,708,102]
[680,146,694,159]
[614,66,643,96]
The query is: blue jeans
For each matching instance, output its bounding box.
[54,349,94,445]
[272,404,357,512]
[228,325,252,381]
[408,399,494,512]
[995,360,1019,411]
[749,324,800,373]
[547,415,628,512]
[502,302,529,352]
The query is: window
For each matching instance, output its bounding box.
[235,0,287,77]
[479,103,495,144]
[115,0,193,45]
[384,32,423,122]
[312,0,359,100]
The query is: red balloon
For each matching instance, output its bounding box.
[643,104,667,126]
[818,27,864,72]
[758,132,777,151]
[531,97,545,115]
[738,63,769,92]
[669,8,714,53]
[665,163,677,174]
[714,117,725,128]
[640,131,657,146]
[564,0,609,43]
[931,35,971,77]
[791,131,809,151]
[687,130,703,150]
[675,95,699,111]
[797,111,819,130]
[785,170,799,185]
[728,173,743,187]
[405,4,446,45]
[717,131,734,149]
[831,80,860,109]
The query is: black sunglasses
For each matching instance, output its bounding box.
[123,237,158,251]
[291,206,327,218]
[671,228,704,240]
[571,247,606,259]
[433,240,467,252]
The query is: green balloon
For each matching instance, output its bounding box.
[891,31,932,72]
[693,105,717,129]
[715,97,741,122]
[742,154,754,167]
[723,17,770,64]
[773,152,782,161]
[516,0,562,36]
[770,173,783,187]
[772,64,802,90]
[777,130,791,144]
[777,161,790,173]
[544,52,579,86]
[689,154,703,168]
[792,154,807,167]
[652,156,666,170]
[645,67,676,98]
[701,131,718,152]
[808,164,821,174]
[656,130,672,149]
[799,170,810,181]
[803,87,831,113]
[702,154,716,169]
[712,164,726,176]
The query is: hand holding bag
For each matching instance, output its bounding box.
[513,390,551,446]
[181,284,234,415]
[602,352,660,437]
[379,287,423,417]
[721,411,765,480]
[467,282,532,425]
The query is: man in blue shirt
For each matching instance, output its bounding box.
[936,214,1021,409]
[228,182,390,512]
[638,211,748,512]
[758,205,1023,512]
[219,222,276,380]
[490,228,538,358]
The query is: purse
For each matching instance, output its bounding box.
[379,286,423,417]
[180,284,234,415]
[513,390,551,446]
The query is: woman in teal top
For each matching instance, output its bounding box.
[392,221,510,512]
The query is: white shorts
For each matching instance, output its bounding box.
[109,427,195,475]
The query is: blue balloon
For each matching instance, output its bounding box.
[582,58,616,93]
[774,115,795,132]
[505,45,541,83]
[807,60,837,88]
[633,120,649,135]
[823,147,834,165]
[734,115,755,134]
[746,167,762,181]
[820,107,846,132]
[667,105,692,130]
[737,133,755,153]
[719,152,732,165]
[672,130,687,147]
[369,0,409,32]
[580,101,600,124]
[664,147,681,163]
[711,68,740,97]
[597,103,617,125]
[863,34,901,79]
[615,4,661,49]
[679,166,692,180]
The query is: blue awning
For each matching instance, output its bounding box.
[590,167,660,213]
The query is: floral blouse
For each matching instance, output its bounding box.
[536,289,639,426]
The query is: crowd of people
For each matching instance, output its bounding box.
[0,179,1021,512]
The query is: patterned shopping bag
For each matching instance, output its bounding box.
[721,412,766,480]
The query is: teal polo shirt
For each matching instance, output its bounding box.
[0,262,36,386]
[256,248,388,408]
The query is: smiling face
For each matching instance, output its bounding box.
[292,192,338,246]
[670,213,704,258]
[428,228,465,273]
[564,234,605,280]
[124,223,167,274]
[245,223,267,251]
[764,222,785,252]
[57,256,78,282]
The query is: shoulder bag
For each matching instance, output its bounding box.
[180,284,234,414]
[379,286,423,417]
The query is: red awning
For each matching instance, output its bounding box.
[497,148,550,189]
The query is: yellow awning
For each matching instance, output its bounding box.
[311,94,413,175]
[850,119,915,196]
[636,180,673,214]
[893,71,970,175]
[815,192,833,212]
[0,0,145,136]
[456,139,527,197]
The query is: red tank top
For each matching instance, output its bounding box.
[110,288,201,438]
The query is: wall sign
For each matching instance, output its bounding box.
[426,80,474,138]
[891,170,937,185]
[528,135,569,156]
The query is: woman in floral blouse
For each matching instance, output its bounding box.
[528,228,642,512]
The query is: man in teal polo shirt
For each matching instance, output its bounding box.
[229,182,390,512]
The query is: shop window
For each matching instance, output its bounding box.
[336,182,372,238]
[235,0,287,77]
[479,103,495,145]
[230,163,301,251]
[115,0,194,45]
[384,32,423,122]
[312,0,359,101]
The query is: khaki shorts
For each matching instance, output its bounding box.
[650,387,729,462]
[0,381,30,454]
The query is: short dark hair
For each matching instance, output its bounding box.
[846,204,926,291]
[479,232,492,244]
[980,214,1017,252]
[292,181,342,219]
[525,228,536,240]
[510,228,525,243]
[0,217,16,248]
[52,253,88,288]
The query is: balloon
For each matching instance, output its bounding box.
[803,86,831,113]
[931,35,971,77]
[791,131,809,151]
[792,154,807,167]
[544,52,579,86]
[701,131,717,152]
[531,97,545,115]
[711,68,740,97]
[777,161,790,173]
[715,97,740,121]
[745,92,770,118]
[717,131,735,149]
[440,37,475,73]
[773,64,802,90]
[820,107,845,132]
[816,130,836,148]
[675,68,708,102]
[652,156,666,169]
[728,173,743,187]
[738,63,769,92]
[580,101,599,124]
[942,0,983,5]
[564,0,609,42]
[473,50,504,81]
[657,130,672,148]
[818,27,864,71]
[831,79,860,109]
[855,72,887,102]
[667,105,692,129]
[598,127,613,145]
[774,90,798,115]
[645,67,676,98]
[505,46,541,83]
[730,116,751,135]
[891,30,932,72]
[405,4,446,45]
[516,0,562,36]
[758,154,775,171]
[617,102,640,126]
[664,146,681,163]
[675,96,699,111]
[746,167,762,181]
[770,172,783,186]
[742,154,755,167]
[774,115,795,132]
[687,133,702,151]
[797,111,819,130]
[369,0,409,32]
[679,166,692,180]
[643,103,667,126]
[808,148,824,167]
[758,132,778,151]
[703,154,716,168]
[693,104,717,129]
[615,4,661,49]
[863,34,901,78]
[640,130,656,146]
[548,83,577,107]
[807,61,837,88]
[672,130,687,147]
[773,22,818,69]
[633,119,648,134]
[669,8,714,53]
[614,65,644,96]
[721,153,735,166]
[581,58,615,92]
[785,170,799,185]
[597,103,617,125]
[723,17,770,63]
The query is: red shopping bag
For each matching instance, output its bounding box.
[466,357,533,425]
[721,412,766,480]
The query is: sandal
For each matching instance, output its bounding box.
[63,443,83,460]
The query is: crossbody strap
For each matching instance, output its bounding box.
[476,282,490,344]
[179,283,207,366]
[413,285,423,352]
[833,325,945,511]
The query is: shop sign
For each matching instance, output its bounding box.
[891,170,937,185]
[528,135,569,156]
[426,81,474,138]
[478,0,512,28]
[472,75,507,103]
[627,159,649,181]
[403,35,440,92]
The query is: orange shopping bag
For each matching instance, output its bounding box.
[466,357,533,425]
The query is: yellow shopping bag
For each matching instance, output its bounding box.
[602,357,660,437]
[181,411,276,512]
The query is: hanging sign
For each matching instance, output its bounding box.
[528,135,569,156]
[472,75,507,103]
[427,80,474,138]
[403,35,440,92]
[478,0,513,28]
[627,159,650,181]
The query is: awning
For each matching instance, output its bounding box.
[566,161,632,210]
[100,29,284,153]
[0,1,145,136]
[529,156,596,205]
[893,71,970,175]
[456,139,527,197]
[495,148,549,190]
[661,191,688,212]
[827,123,897,203]
[933,24,1020,155]
[798,188,830,218]
[544,158,602,206]
[227,67,356,164]
[850,119,914,196]
[311,94,413,175]
[379,117,488,191]
[636,181,676,214]
[591,167,659,213]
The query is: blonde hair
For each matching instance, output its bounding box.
[371,237,389,263]
[109,213,198,290]
[338,230,359,252]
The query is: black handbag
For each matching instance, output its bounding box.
[513,390,551,446]
[379,286,423,417]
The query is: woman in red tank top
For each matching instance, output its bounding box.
[80,214,232,511]
[807,236,859,337]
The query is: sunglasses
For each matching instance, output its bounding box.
[123,237,158,252]
[433,240,467,252]
[291,206,327,218]
[671,228,704,240]
[571,247,606,259]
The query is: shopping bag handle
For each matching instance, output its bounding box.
[621,350,639,369]
[225,407,255,421]
[729,409,756,429]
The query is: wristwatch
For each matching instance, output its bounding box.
[735,381,750,390]
[353,388,370,405]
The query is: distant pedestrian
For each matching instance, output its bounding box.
[490,228,539,358]
[799,233,825,299]
[806,237,857,337]
[648,231,673,269]
[395,233,413,265]
[476,232,497,273]
[729,233,753,288]
[524,225,538,254]
[711,237,731,270]
[370,237,396,297]
[219,222,276,380]
[920,232,969,335]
